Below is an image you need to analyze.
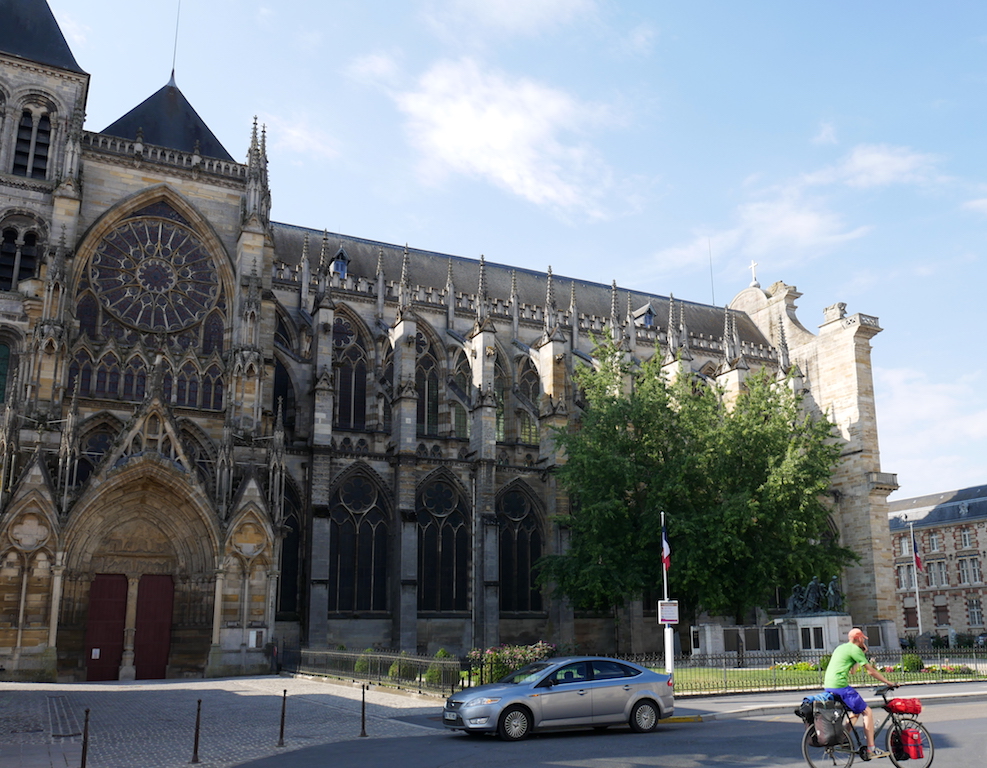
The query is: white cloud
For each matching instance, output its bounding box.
[427,0,596,37]
[877,366,987,499]
[812,121,838,145]
[346,54,402,88]
[962,198,987,215]
[652,190,868,274]
[261,113,340,163]
[51,11,89,47]
[804,144,940,188]
[622,23,658,57]
[394,58,613,216]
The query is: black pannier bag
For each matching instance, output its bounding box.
[812,697,847,747]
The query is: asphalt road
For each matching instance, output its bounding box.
[232,701,987,768]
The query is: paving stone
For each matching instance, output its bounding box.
[0,675,441,768]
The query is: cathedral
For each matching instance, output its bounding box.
[1,0,900,681]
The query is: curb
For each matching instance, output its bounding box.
[675,689,987,723]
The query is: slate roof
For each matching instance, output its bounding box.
[101,75,234,162]
[888,484,987,531]
[0,0,85,73]
[270,222,773,349]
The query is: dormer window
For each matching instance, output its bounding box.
[12,108,52,179]
[330,247,349,279]
[642,308,655,327]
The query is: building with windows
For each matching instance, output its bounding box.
[1,0,900,681]
[889,486,986,639]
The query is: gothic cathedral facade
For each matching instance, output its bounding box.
[1,1,899,681]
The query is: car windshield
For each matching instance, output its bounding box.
[497,661,554,684]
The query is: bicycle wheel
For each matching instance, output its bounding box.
[887,720,934,768]
[802,726,855,768]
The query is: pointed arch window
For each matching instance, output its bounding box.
[0,344,9,404]
[452,403,470,440]
[415,332,440,436]
[418,478,470,612]
[328,474,389,612]
[278,484,303,618]
[518,412,538,445]
[494,355,509,442]
[497,488,543,613]
[12,109,52,179]
[202,312,224,356]
[77,293,99,339]
[518,359,541,410]
[381,351,394,433]
[333,317,367,430]
[0,229,39,292]
[74,429,115,487]
[274,359,296,430]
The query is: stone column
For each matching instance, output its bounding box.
[118,575,140,681]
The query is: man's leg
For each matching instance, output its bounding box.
[860,705,875,748]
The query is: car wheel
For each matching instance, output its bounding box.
[629,700,659,733]
[498,705,532,741]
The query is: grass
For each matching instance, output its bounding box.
[662,664,986,695]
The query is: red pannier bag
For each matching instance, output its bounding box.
[901,727,924,759]
[887,698,922,715]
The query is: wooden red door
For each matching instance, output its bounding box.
[84,574,127,681]
[134,574,174,679]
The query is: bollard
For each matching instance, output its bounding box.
[190,699,202,764]
[277,689,286,747]
[80,708,90,768]
[359,684,368,737]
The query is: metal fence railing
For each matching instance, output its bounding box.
[281,646,987,698]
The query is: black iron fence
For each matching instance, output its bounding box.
[281,646,987,697]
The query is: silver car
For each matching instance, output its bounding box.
[442,656,674,741]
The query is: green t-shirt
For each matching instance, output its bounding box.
[824,641,868,689]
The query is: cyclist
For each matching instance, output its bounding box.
[823,627,896,760]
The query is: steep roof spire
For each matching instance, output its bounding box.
[1,0,84,73]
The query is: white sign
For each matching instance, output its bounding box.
[657,600,679,625]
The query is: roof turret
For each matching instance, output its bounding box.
[101,73,234,161]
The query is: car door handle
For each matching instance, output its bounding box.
[623,685,632,690]
[578,690,588,695]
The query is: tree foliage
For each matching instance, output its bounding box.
[537,337,857,624]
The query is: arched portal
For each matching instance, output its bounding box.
[59,460,220,680]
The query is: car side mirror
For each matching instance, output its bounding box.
[538,677,555,688]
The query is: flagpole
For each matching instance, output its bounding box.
[910,522,923,637]
[661,511,673,676]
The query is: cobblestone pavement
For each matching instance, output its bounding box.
[0,675,442,768]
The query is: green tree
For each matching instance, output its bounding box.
[537,336,857,625]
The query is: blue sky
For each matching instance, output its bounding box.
[48,0,987,500]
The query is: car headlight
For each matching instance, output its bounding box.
[464,696,501,708]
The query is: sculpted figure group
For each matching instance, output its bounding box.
[786,576,844,614]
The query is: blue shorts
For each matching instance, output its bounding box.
[826,686,867,715]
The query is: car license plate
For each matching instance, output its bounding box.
[443,711,457,721]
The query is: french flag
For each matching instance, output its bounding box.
[661,526,671,572]
[912,531,923,572]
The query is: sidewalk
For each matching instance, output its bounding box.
[3,676,986,768]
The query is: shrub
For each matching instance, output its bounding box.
[901,654,924,672]
[388,651,419,681]
[467,641,556,682]
[424,648,459,687]
[354,647,375,674]
[819,654,832,672]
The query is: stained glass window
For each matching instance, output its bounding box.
[497,488,543,613]
[333,317,367,430]
[328,475,389,612]
[418,478,469,612]
[89,218,219,333]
